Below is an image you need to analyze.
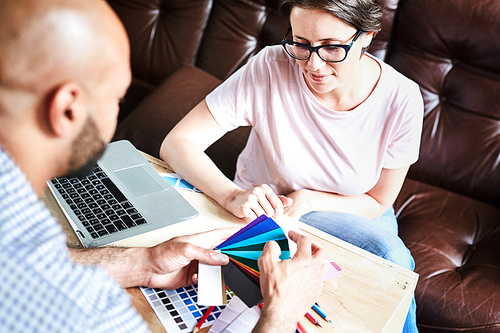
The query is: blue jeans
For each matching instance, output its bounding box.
[300,207,418,333]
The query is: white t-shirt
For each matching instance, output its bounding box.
[206,45,423,196]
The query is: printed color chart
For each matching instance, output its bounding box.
[141,285,234,333]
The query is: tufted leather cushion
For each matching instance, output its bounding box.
[196,0,287,80]
[386,0,500,207]
[107,0,213,85]
[113,64,221,157]
[395,179,500,332]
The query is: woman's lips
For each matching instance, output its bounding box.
[309,72,331,82]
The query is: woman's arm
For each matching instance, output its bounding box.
[160,100,290,221]
[284,166,410,220]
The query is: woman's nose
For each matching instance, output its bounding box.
[307,51,326,71]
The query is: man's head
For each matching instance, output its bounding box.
[0,0,131,189]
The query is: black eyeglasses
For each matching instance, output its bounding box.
[281,27,364,63]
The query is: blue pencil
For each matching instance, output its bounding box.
[312,303,332,323]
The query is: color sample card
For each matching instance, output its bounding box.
[141,285,234,333]
[160,172,202,193]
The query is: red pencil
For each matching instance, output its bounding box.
[305,312,323,328]
[193,306,215,333]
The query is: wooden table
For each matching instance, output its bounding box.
[44,153,418,333]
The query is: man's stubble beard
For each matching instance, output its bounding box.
[65,115,107,178]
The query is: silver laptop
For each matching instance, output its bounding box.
[47,140,199,248]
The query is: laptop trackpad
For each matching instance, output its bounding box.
[114,166,163,197]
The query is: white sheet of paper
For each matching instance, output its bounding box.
[198,262,225,306]
[208,296,249,333]
[221,305,261,333]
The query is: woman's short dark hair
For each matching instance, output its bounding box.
[279,0,383,33]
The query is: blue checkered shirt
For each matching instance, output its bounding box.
[0,147,151,333]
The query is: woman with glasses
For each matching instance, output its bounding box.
[161,0,422,331]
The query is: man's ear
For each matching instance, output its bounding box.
[47,82,86,137]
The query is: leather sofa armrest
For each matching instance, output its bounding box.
[394,178,500,331]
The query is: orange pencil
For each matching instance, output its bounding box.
[193,306,215,333]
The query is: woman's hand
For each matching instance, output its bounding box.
[224,184,293,222]
[283,189,314,219]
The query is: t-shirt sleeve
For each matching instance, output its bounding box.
[205,48,271,132]
[384,81,424,169]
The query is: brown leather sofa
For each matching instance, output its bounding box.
[108,0,500,331]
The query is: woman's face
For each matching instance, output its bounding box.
[289,7,373,98]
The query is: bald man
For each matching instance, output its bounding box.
[0,0,327,332]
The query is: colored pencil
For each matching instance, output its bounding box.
[312,303,332,323]
[305,312,322,328]
[297,320,313,333]
[192,306,215,333]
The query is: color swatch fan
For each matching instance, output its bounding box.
[214,215,290,306]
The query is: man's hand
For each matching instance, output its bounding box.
[225,184,293,222]
[69,227,238,289]
[143,228,239,290]
[253,230,327,333]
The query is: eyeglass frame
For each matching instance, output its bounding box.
[280,26,364,63]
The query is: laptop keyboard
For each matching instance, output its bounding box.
[51,165,147,239]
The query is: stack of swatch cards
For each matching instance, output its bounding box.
[199,214,342,308]
[211,214,291,307]
[142,214,342,333]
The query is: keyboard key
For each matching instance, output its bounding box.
[131,213,142,220]
[105,224,118,234]
[121,215,136,228]
[98,230,108,237]
[89,218,99,225]
[136,219,147,225]
[126,208,138,215]
[94,224,104,231]
[115,221,127,231]
[122,202,132,209]
[91,232,99,239]
[101,177,127,203]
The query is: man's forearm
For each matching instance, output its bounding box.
[68,246,150,288]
